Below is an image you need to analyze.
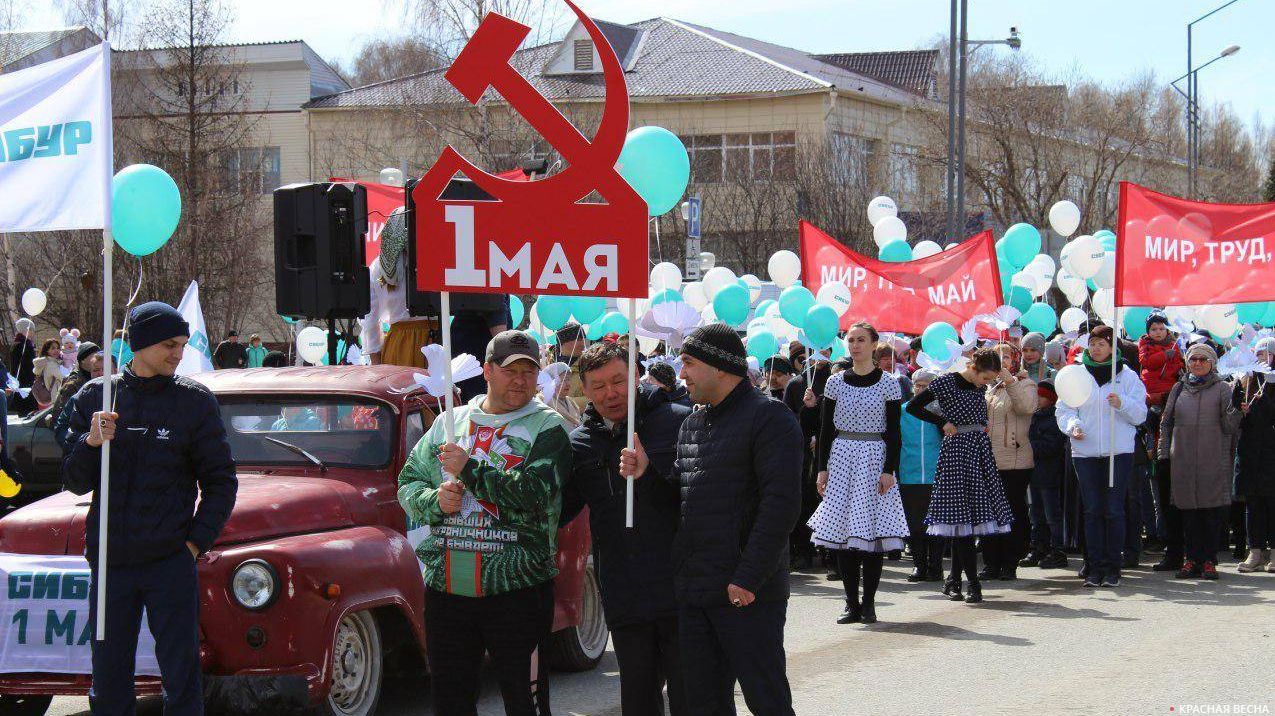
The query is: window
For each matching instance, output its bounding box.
[221,397,397,469]
[573,40,594,71]
[405,411,427,452]
[222,147,281,194]
[683,131,795,184]
[889,144,920,198]
[831,132,876,187]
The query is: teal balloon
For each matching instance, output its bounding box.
[1000,269,1015,302]
[320,339,348,365]
[651,288,683,305]
[713,283,751,326]
[879,240,913,263]
[545,331,558,346]
[828,339,847,361]
[1095,229,1117,252]
[585,321,607,340]
[1008,285,1033,314]
[1237,302,1269,325]
[803,304,839,347]
[381,321,391,334]
[996,240,1014,270]
[922,322,958,361]
[536,296,572,331]
[778,285,815,327]
[280,315,298,325]
[526,330,545,346]
[1086,278,1098,292]
[571,296,606,325]
[112,164,181,257]
[1002,223,1042,268]
[747,330,779,361]
[754,299,776,321]
[599,311,630,336]
[1122,307,1153,340]
[1021,303,1058,335]
[509,296,525,329]
[617,126,690,216]
[1261,302,1275,328]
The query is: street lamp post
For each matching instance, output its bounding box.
[1186,0,1242,198]
[945,0,1019,243]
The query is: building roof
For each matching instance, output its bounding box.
[0,27,91,67]
[814,50,939,98]
[305,17,918,110]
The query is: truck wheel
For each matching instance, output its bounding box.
[546,564,608,672]
[0,694,52,716]
[323,610,383,716]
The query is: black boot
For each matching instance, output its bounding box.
[925,565,946,581]
[1152,555,1183,572]
[977,564,1000,580]
[964,581,983,604]
[860,603,877,624]
[999,565,1018,580]
[837,601,862,624]
[1038,549,1069,569]
[943,579,963,601]
[1019,547,1044,568]
[907,566,926,582]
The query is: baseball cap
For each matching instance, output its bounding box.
[485,330,541,367]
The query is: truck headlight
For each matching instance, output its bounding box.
[230,559,278,610]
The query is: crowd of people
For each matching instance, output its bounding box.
[4,301,1275,716]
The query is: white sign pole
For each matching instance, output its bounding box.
[95,41,115,642]
[625,298,637,528]
[440,291,457,456]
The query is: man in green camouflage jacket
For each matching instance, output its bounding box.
[398,329,571,716]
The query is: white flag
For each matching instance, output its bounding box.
[176,281,214,376]
[0,42,113,232]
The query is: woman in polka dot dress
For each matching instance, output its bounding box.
[810,322,909,625]
[906,348,1014,605]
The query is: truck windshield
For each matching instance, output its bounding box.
[219,397,396,469]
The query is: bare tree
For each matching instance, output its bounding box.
[347,35,446,87]
[403,0,564,59]
[54,0,140,45]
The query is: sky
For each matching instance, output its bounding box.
[16,0,1272,131]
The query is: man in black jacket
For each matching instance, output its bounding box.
[563,341,691,715]
[65,301,237,716]
[212,330,247,370]
[623,323,802,716]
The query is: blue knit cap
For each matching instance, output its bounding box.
[128,301,189,351]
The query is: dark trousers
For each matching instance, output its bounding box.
[1124,463,1152,558]
[1074,454,1133,576]
[611,616,687,716]
[789,452,818,561]
[837,550,884,607]
[1028,475,1066,550]
[89,550,202,716]
[1154,461,1184,562]
[984,469,1031,568]
[1182,507,1227,564]
[679,600,794,716]
[1229,501,1247,552]
[900,484,943,570]
[1246,495,1275,550]
[424,581,555,716]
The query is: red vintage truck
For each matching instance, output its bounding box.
[0,366,606,715]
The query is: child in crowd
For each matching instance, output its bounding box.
[1024,381,1069,569]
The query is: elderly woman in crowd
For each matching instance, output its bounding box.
[981,343,1037,581]
[1233,337,1275,573]
[1158,343,1241,580]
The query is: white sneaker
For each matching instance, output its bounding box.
[1238,549,1268,573]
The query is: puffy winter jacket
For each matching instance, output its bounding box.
[1233,376,1275,498]
[64,370,237,566]
[1138,335,1184,407]
[1055,362,1148,458]
[1028,405,1067,489]
[670,380,802,607]
[562,386,690,627]
[986,372,1036,470]
[1158,375,1240,509]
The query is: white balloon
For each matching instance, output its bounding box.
[866,195,898,226]
[617,297,650,318]
[21,287,47,317]
[767,250,801,288]
[1027,254,1056,281]
[682,282,709,310]
[296,326,329,364]
[1056,364,1095,408]
[1165,306,1196,329]
[746,317,768,339]
[702,266,737,300]
[649,262,683,293]
[636,335,659,354]
[1011,272,1036,292]
[913,240,942,259]
[700,303,717,323]
[872,216,907,249]
[1064,235,1105,279]
[1048,200,1081,238]
[1092,288,1115,324]
[1055,268,1084,296]
[699,252,716,271]
[815,281,853,317]
[1200,304,1238,337]
[1027,272,1050,298]
[1092,251,1117,289]
[1065,287,1089,308]
[944,242,959,251]
[741,273,763,302]
[1060,307,1088,334]
[764,304,788,336]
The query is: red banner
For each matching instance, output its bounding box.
[331,178,404,266]
[411,2,648,299]
[1116,182,1275,307]
[800,220,1004,335]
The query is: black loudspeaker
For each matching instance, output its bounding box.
[274,182,371,320]
[404,177,508,318]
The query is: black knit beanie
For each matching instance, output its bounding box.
[128,301,189,351]
[1145,311,1169,331]
[76,341,102,364]
[683,324,748,377]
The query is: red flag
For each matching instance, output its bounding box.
[331,178,404,266]
[799,220,1004,335]
[1116,182,1275,307]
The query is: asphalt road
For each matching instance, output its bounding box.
[48,552,1275,715]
